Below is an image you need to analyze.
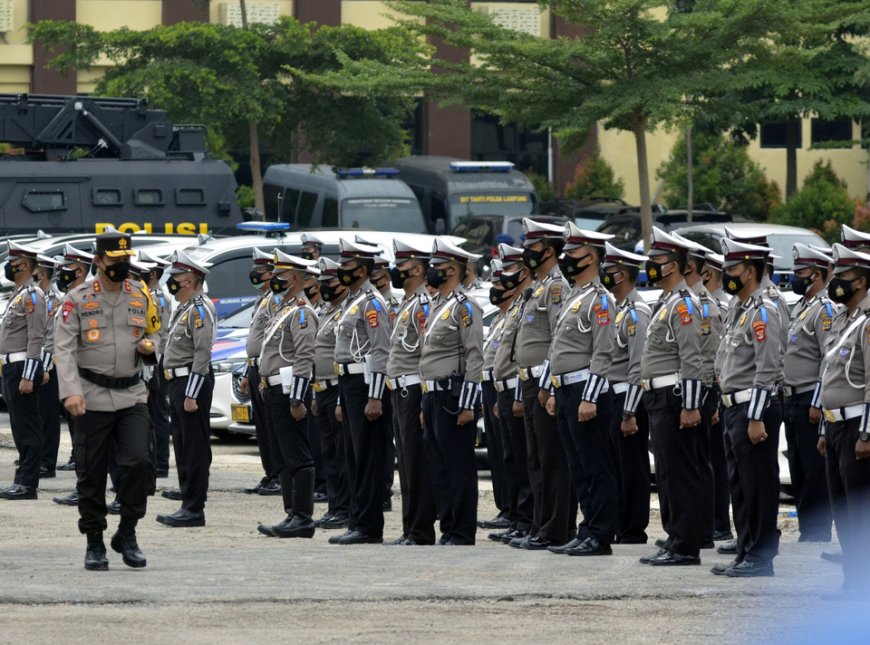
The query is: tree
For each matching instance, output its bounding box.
[565,148,625,202]
[772,160,856,241]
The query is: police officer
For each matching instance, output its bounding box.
[156,250,216,528]
[35,255,62,479]
[841,224,870,252]
[0,241,46,500]
[638,228,705,566]
[601,241,652,545]
[489,243,535,545]
[702,252,731,313]
[714,238,783,578]
[242,248,282,495]
[817,243,870,597]
[54,231,159,570]
[300,233,324,262]
[311,258,351,530]
[419,238,484,545]
[783,243,836,542]
[330,238,392,545]
[513,218,573,550]
[545,224,616,556]
[385,239,438,545]
[256,251,320,538]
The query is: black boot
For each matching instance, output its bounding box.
[85,532,108,571]
[111,519,147,568]
[272,468,315,538]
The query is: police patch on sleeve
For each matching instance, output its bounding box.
[549,284,562,304]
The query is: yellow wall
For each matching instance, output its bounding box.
[342,1,401,30]
[208,0,294,25]
[77,0,162,30]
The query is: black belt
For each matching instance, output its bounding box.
[78,367,141,390]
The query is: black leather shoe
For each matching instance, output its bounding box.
[53,491,79,506]
[106,500,121,515]
[798,533,832,543]
[40,467,56,479]
[400,538,421,545]
[156,509,205,527]
[724,560,773,577]
[711,559,740,576]
[155,468,169,479]
[328,530,354,544]
[257,478,282,496]
[523,535,553,550]
[85,538,108,571]
[161,489,183,501]
[700,538,715,549]
[335,530,382,545]
[716,539,738,554]
[315,514,349,530]
[510,535,531,549]
[640,548,671,564]
[0,485,37,500]
[500,529,526,544]
[57,460,76,472]
[111,530,147,568]
[821,550,843,564]
[654,538,669,549]
[244,477,268,494]
[547,537,584,554]
[444,538,474,546]
[270,515,315,538]
[313,490,329,504]
[438,534,451,545]
[488,529,512,543]
[566,537,612,556]
[387,534,409,545]
[648,552,701,566]
[478,515,512,530]
[712,530,734,541]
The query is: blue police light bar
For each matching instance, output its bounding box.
[450,161,515,173]
[335,167,400,178]
[236,222,291,233]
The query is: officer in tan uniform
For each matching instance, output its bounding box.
[156,250,217,528]
[54,231,159,570]
[300,233,324,262]
[0,241,47,500]
[256,251,320,538]
[419,238,484,545]
[35,255,62,478]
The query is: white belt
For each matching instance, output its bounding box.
[0,352,27,365]
[517,365,544,381]
[386,374,422,391]
[164,367,190,380]
[334,362,366,376]
[263,374,283,387]
[782,384,815,398]
[246,357,259,368]
[823,405,864,423]
[494,377,518,393]
[611,382,629,395]
[422,379,454,393]
[640,373,679,392]
[721,389,752,408]
[551,368,590,389]
[312,378,339,393]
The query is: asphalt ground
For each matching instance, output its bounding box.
[0,409,864,644]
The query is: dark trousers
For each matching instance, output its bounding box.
[496,389,534,532]
[73,403,153,534]
[481,381,510,517]
[39,367,62,471]
[522,379,572,544]
[392,384,437,544]
[608,391,651,543]
[338,373,385,538]
[264,384,313,512]
[711,402,732,534]
[723,399,782,564]
[556,383,617,545]
[784,392,832,540]
[248,365,275,479]
[825,417,870,590]
[697,390,717,542]
[168,371,214,514]
[147,368,171,473]
[643,387,703,556]
[382,389,395,504]
[310,412,327,495]
[314,385,350,517]
[2,361,43,488]
[422,389,479,544]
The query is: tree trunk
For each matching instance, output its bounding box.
[785,117,799,201]
[631,115,653,252]
[239,0,248,27]
[249,120,265,213]
[686,124,693,223]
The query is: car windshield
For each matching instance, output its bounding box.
[597,219,640,249]
[449,193,534,221]
[341,199,425,233]
[574,216,608,230]
[452,218,496,249]
[679,230,828,270]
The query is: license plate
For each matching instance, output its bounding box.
[231,404,251,423]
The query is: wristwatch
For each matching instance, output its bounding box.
[289,398,302,407]
[859,432,870,442]
[622,411,634,421]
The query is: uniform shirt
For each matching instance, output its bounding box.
[258,292,317,401]
[690,282,722,387]
[419,288,484,410]
[819,295,870,412]
[718,286,782,420]
[492,292,523,382]
[163,290,217,399]
[783,292,835,399]
[607,288,652,415]
[54,278,158,412]
[150,285,172,354]
[314,299,345,383]
[762,276,789,383]
[42,289,60,370]
[246,290,281,359]
[548,278,615,403]
[515,265,565,369]
[640,279,705,410]
[334,280,391,400]
[0,279,46,381]
[387,285,430,378]
[711,286,731,315]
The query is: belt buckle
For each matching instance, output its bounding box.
[386,379,395,391]
[823,409,837,423]
[421,382,430,394]
[333,362,341,376]
[312,382,325,393]
[163,369,171,380]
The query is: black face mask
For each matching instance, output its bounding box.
[645,260,672,285]
[489,286,513,306]
[723,269,748,296]
[372,273,390,291]
[426,266,448,289]
[390,266,412,289]
[301,251,317,261]
[104,261,131,283]
[558,254,591,280]
[4,262,17,282]
[828,277,857,304]
[56,268,79,292]
[600,269,622,292]
[166,275,182,295]
[320,282,345,303]
[249,269,268,286]
[304,285,319,300]
[337,267,360,287]
[498,269,525,291]
[269,275,289,294]
[522,246,550,270]
[790,273,812,296]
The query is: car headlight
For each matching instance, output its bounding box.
[212,359,246,374]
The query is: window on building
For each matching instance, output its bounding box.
[135,189,163,206]
[92,188,122,206]
[471,111,548,177]
[23,190,66,213]
[811,119,853,148]
[760,122,802,149]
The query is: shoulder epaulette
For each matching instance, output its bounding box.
[455,291,468,303]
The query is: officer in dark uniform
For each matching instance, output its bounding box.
[54,231,159,570]
[714,238,783,578]
[601,241,652,545]
[242,248,281,495]
[638,228,705,566]
[156,250,217,528]
[0,241,46,500]
[256,251,320,538]
[330,238,392,544]
[419,238,484,545]
[35,255,62,479]
[385,238,438,545]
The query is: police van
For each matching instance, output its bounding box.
[262,164,426,233]
[392,156,537,234]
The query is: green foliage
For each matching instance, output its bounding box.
[236,184,255,209]
[565,149,624,202]
[657,131,781,220]
[772,160,856,241]
[526,171,555,201]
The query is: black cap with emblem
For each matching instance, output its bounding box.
[95,232,135,257]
